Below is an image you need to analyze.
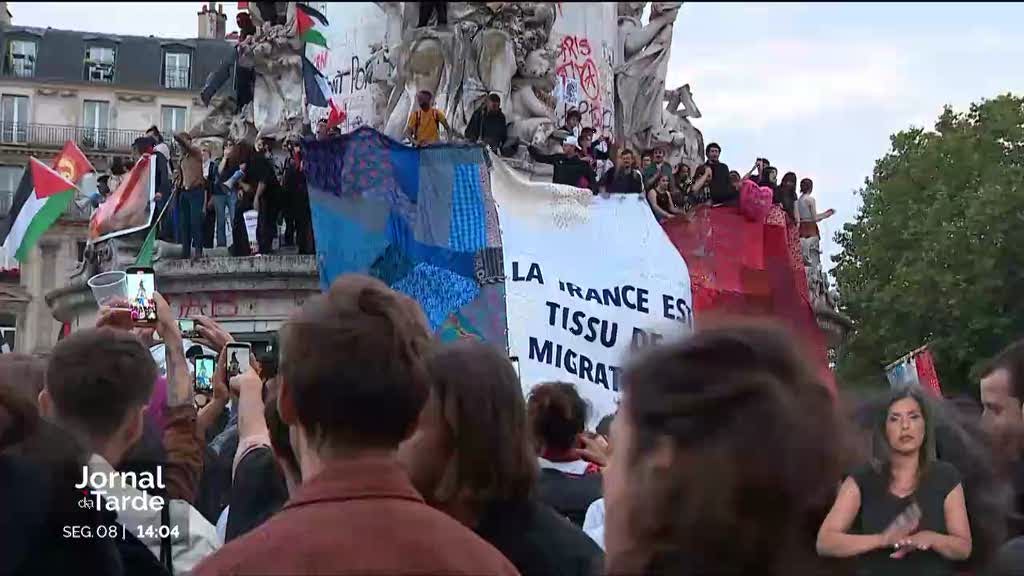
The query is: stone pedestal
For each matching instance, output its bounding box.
[47,255,319,336]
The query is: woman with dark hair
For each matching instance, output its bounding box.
[527,382,603,527]
[818,387,972,575]
[646,173,683,222]
[775,171,800,224]
[672,162,691,205]
[603,321,844,576]
[398,340,603,576]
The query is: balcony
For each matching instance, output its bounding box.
[0,122,146,153]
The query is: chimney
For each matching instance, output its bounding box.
[198,2,226,40]
[0,2,12,27]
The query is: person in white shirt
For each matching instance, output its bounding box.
[38,292,220,573]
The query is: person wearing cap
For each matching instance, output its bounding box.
[528,136,599,193]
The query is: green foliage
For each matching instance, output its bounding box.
[833,94,1024,394]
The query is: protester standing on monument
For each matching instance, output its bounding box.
[282,137,314,255]
[705,142,734,205]
[682,163,713,212]
[465,93,508,153]
[220,140,253,256]
[405,90,454,146]
[557,109,583,140]
[642,145,673,191]
[192,274,518,576]
[205,145,231,249]
[776,171,801,224]
[527,382,603,527]
[980,340,1024,537]
[243,138,283,255]
[134,136,174,242]
[817,387,972,575]
[798,178,835,243]
[603,323,843,576]
[599,148,644,194]
[398,340,604,576]
[315,118,329,141]
[672,162,692,206]
[174,132,207,260]
[528,137,598,193]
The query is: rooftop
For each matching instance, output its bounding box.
[0,24,235,92]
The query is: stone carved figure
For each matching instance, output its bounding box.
[657,83,705,168]
[379,2,558,145]
[615,1,683,153]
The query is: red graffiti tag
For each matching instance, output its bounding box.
[555,34,610,132]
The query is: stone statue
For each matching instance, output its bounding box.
[615,1,684,153]
[657,83,705,168]
[379,2,558,144]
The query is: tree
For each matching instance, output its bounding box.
[833,94,1024,395]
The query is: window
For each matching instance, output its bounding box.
[0,94,28,144]
[5,39,37,78]
[164,51,191,89]
[84,45,115,83]
[82,100,109,149]
[161,106,187,136]
[0,165,21,217]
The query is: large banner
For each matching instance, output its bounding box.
[491,157,693,424]
[303,129,694,425]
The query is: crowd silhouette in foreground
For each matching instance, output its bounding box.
[1,273,1024,575]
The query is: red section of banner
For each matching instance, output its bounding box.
[914,349,942,396]
[663,204,833,391]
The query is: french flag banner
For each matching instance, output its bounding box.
[885,346,942,396]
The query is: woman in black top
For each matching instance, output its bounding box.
[397,341,603,576]
[775,171,800,224]
[671,162,691,206]
[646,173,683,222]
[817,387,972,575]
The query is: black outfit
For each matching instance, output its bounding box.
[225,446,289,542]
[528,146,598,193]
[220,161,251,257]
[1011,461,1024,538]
[245,153,283,255]
[282,155,314,255]
[417,1,448,26]
[773,185,798,221]
[465,106,508,152]
[599,166,644,194]
[536,468,603,528]
[849,461,962,576]
[707,160,735,205]
[152,152,175,242]
[475,498,604,576]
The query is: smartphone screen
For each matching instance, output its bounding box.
[126,266,157,325]
[178,318,197,339]
[194,355,215,394]
[225,343,252,379]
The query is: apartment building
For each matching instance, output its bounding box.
[0,2,233,354]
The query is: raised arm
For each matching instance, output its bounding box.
[528,145,558,165]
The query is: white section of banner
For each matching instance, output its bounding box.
[490,155,693,427]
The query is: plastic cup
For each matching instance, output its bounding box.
[87,271,128,308]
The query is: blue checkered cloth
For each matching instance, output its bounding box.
[449,164,486,252]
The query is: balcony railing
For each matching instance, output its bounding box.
[0,122,146,152]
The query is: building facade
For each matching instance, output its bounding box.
[0,2,232,354]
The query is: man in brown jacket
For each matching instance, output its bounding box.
[193,274,519,576]
[173,131,206,259]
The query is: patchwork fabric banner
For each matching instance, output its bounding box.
[662,205,833,391]
[490,156,693,427]
[303,127,507,348]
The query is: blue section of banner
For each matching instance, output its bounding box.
[304,127,506,348]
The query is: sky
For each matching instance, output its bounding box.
[10,2,1024,269]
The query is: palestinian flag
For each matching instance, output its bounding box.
[0,158,77,262]
[303,55,332,108]
[296,3,328,47]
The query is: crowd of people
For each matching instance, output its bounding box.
[1,272,1023,575]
